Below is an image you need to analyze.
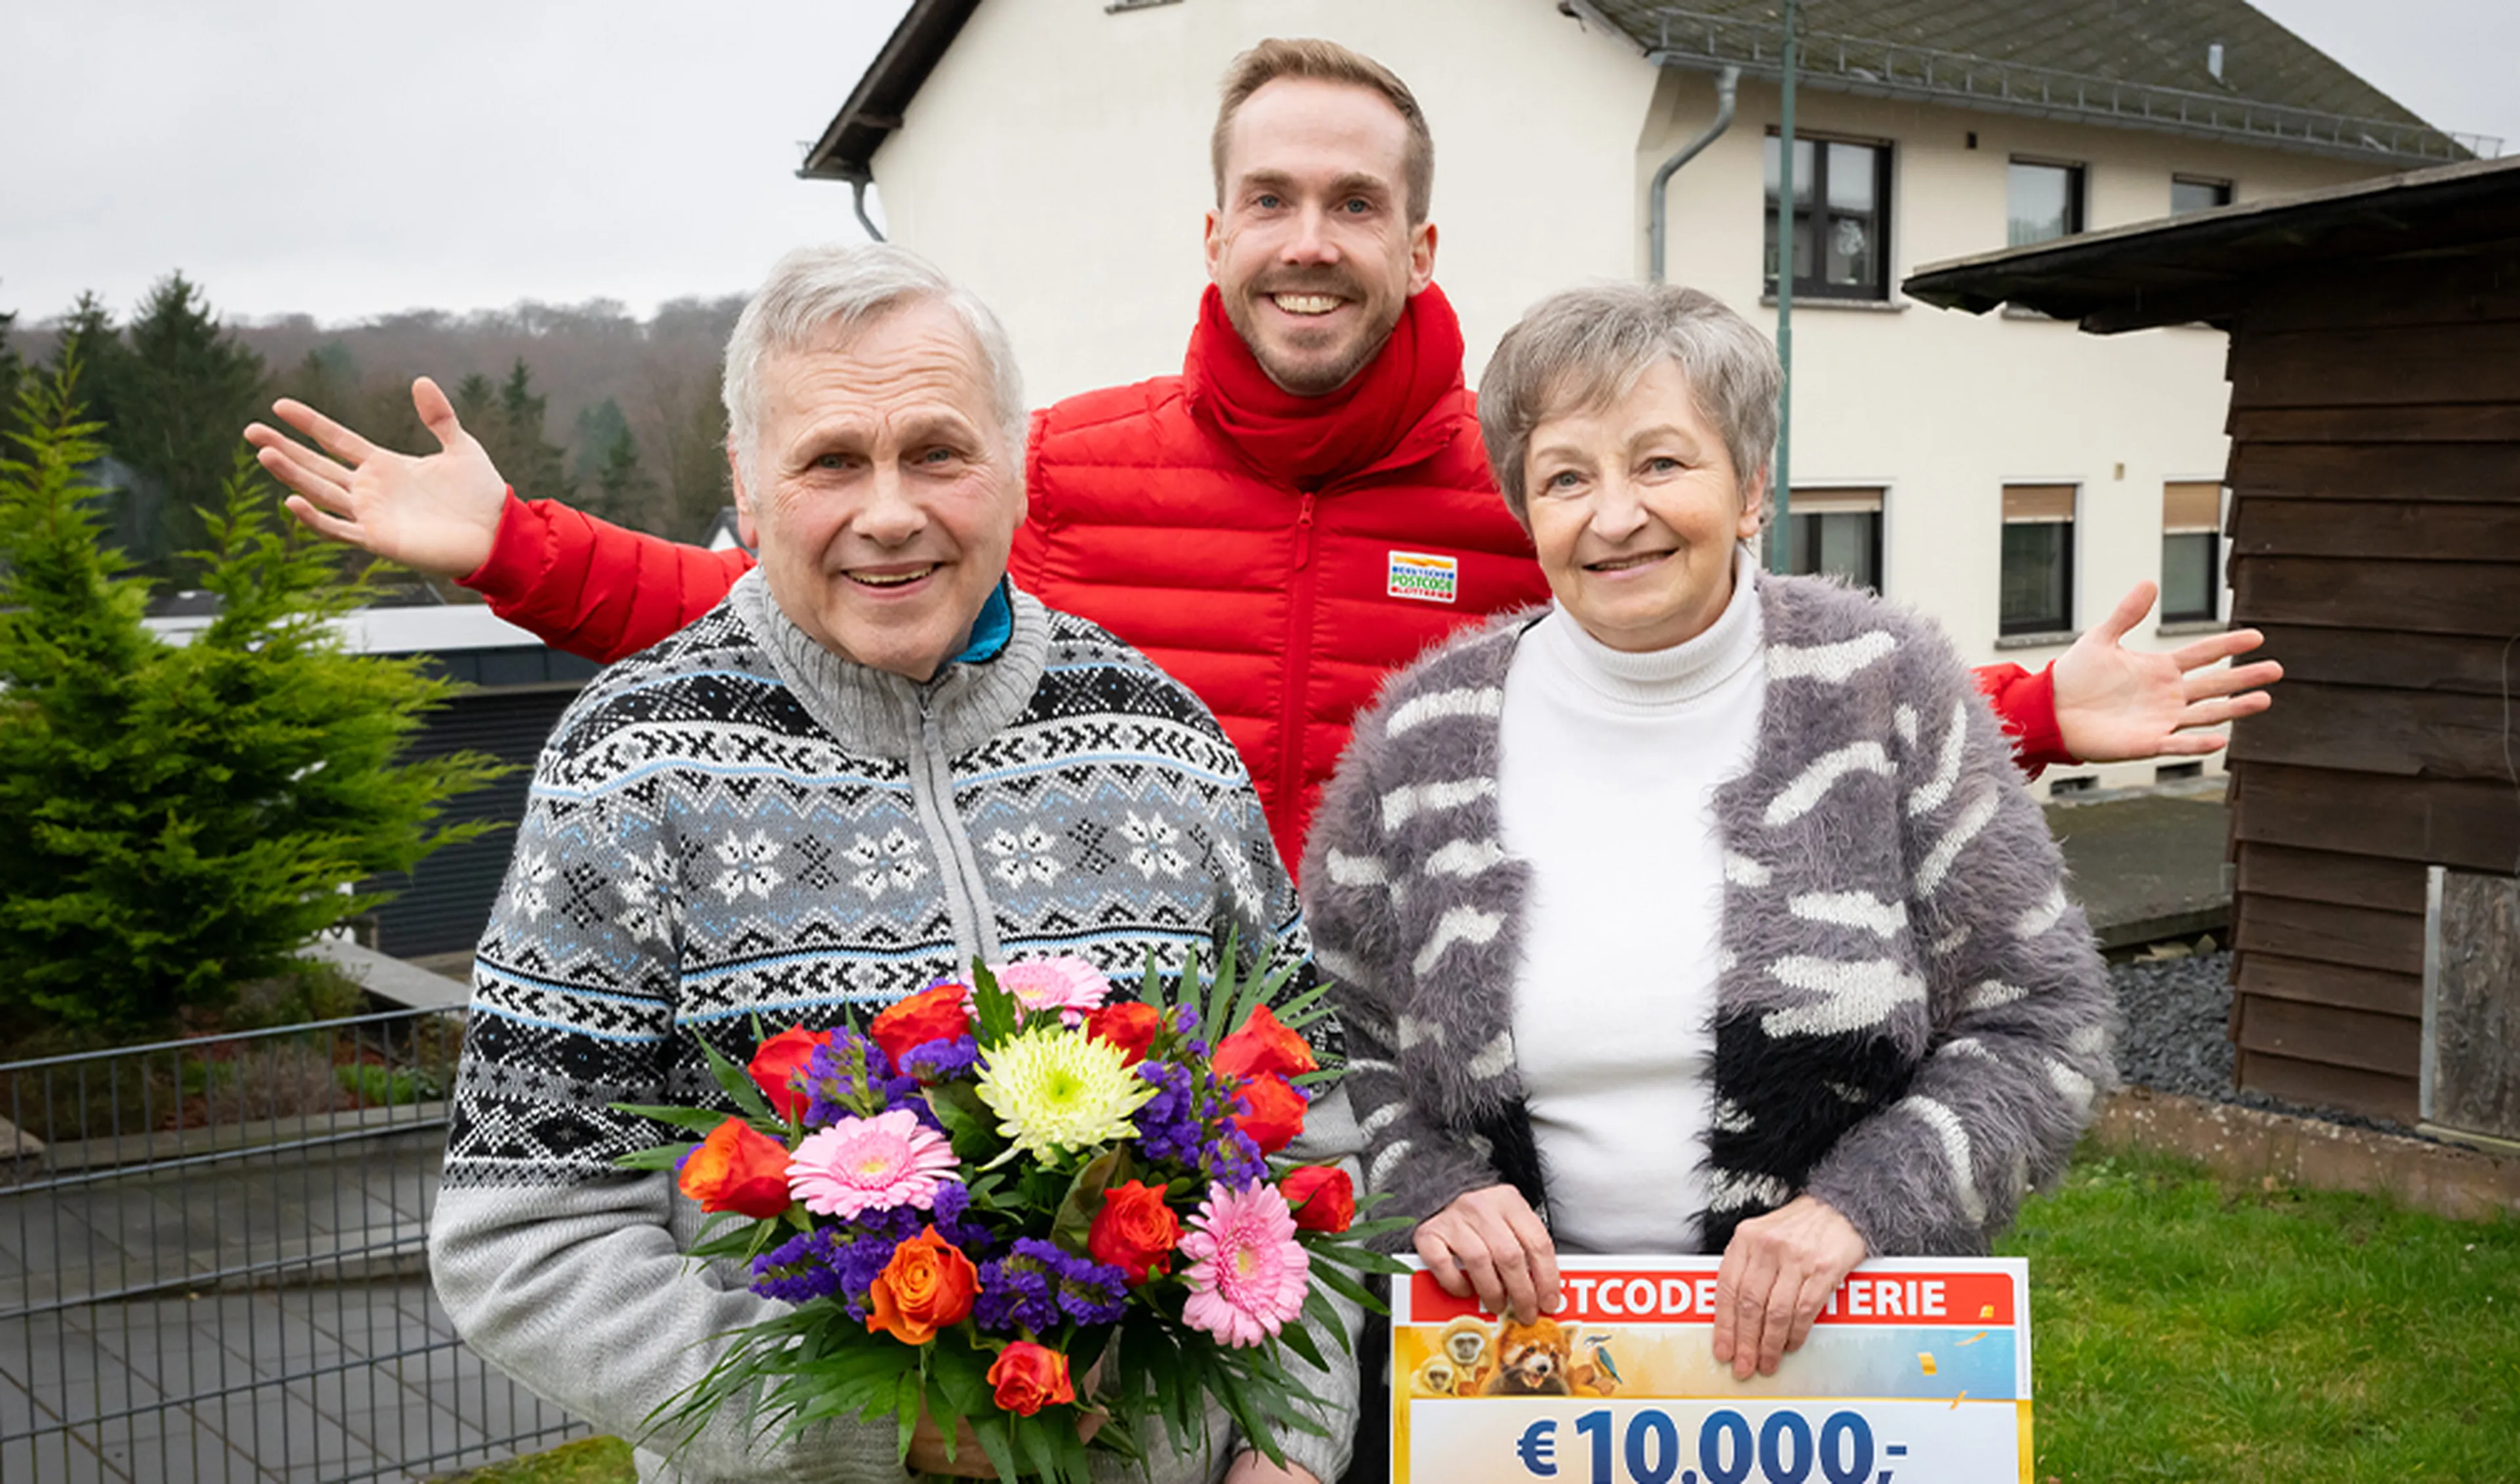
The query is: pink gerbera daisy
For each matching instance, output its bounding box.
[989,956,1112,1026]
[786,1109,958,1220]
[1179,1181,1311,1348]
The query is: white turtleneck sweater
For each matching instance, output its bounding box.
[1496,547,1767,1254]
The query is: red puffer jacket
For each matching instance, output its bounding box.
[460,285,2065,868]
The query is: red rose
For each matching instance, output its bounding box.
[1232,1073,1307,1155]
[1088,1179,1183,1283]
[747,1026,827,1122]
[868,1226,980,1346]
[869,981,974,1067]
[677,1117,794,1220]
[1084,1002,1164,1066]
[1279,1165,1356,1233]
[986,1342,1076,1416]
[1215,1004,1316,1082]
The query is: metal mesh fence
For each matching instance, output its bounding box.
[0,1010,588,1481]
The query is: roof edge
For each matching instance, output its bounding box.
[799,0,984,184]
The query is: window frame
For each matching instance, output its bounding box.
[2170,175,2234,216]
[1765,131,1896,303]
[2160,480,2225,624]
[1780,487,1886,594]
[2006,157,2088,247]
[1998,484,2078,637]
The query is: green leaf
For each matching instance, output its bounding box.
[926,1079,1006,1163]
[612,1140,700,1172]
[698,1034,777,1124]
[1276,1312,1328,1372]
[1049,1145,1135,1255]
[612,1101,753,1136]
[968,957,1023,1046]
[1301,1287,1356,1357]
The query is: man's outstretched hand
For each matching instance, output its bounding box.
[243,377,507,580]
[2051,581,2281,764]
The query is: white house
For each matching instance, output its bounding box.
[797,0,2487,791]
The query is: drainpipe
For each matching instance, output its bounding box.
[850,179,887,244]
[1771,0,1798,574]
[1648,66,1740,285]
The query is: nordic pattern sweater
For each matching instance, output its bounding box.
[429,571,1357,1483]
[1299,573,2114,1258]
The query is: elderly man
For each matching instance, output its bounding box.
[428,243,1353,1484]
[248,40,2277,877]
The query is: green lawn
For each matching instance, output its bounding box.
[2002,1146,2520,1482]
[434,1147,2520,1484]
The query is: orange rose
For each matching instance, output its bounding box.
[676,1117,794,1220]
[1083,1002,1164,1067]
[1279,1165,1356,1233]
[1087,1178,1183,1283]
[986,1342,1076,1416]
[869,982,975,1067]
[1232,1073,1308,1155]
[1214,1004,1316,1082]
[747,1026,827,1122]
[867,1226,980,1346]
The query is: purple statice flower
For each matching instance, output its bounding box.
[975,1242,1062,1335]
[975,1238,1131,1336]
[1051,1249,1132,1326]
[801,1029,921,1128]
[897,1033,980,1083]
[926,1178,995,1255]
[750,1227,847,1304]
[1131,1042,1270,1188]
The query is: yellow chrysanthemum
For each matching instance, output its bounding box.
[975,1025,1155,1160]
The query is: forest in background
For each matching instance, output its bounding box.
[0,274,744,592]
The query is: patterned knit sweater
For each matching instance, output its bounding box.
[1301,573,2114,1258]
[430,571,1355,1484]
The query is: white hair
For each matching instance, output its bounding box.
[721,243,1026,493]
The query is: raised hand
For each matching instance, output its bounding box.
[1709,1195,1868,1382]
[243,377,508,579]
[2050,581,2281,764]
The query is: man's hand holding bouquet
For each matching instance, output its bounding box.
[618,943,1398,1483]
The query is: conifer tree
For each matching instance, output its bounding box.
[98,274,270,581]
[0,366,506,1032]
[572,396,652,529]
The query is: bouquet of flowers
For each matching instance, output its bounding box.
[616,940,1402,1483]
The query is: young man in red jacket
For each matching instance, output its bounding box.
[247,39,2275,873]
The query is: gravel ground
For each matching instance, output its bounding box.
[2108,949,2425,1139]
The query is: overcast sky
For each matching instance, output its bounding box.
[4,0,2511,329]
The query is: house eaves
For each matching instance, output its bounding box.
[1589,1,2491,165]
[1900,152,2520,331]
[798,0,982,185]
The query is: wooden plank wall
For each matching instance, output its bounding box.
[2223,241,2520,1124]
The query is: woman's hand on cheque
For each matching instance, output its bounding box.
[1415,1184,1562,1323]
[1710,1195,1869,1381]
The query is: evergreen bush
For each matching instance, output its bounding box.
[0,365,509,1033]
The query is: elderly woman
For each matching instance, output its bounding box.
[1301,283,2112,1382]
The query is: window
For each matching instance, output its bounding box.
[2171,176,2233,215]
[2160,481,2223,623]
[2000,484,2076,635]
[1765,135,1892,300]
[1782,489,1884,593]
[2007,160,2085,245]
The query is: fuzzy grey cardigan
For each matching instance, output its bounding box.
[1301,573,2114,1256]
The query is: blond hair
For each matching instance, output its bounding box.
[1211,38,1435,224]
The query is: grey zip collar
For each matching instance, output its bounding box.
[732,569,1049,759]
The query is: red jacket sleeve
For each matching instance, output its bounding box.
[1973,661,2070,781]
[459,492,755,665]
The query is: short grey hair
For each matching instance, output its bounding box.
[1478,283,1781,523]
[721,243,1026,493]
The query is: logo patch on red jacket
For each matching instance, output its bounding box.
[1386,550,1459,604]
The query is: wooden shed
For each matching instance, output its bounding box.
[1904,155,2520,1141]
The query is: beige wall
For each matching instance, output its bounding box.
[864,3,2398,790]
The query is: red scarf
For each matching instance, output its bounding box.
[1183,281,1469,488]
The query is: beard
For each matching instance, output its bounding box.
[1223,276,1402,396]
